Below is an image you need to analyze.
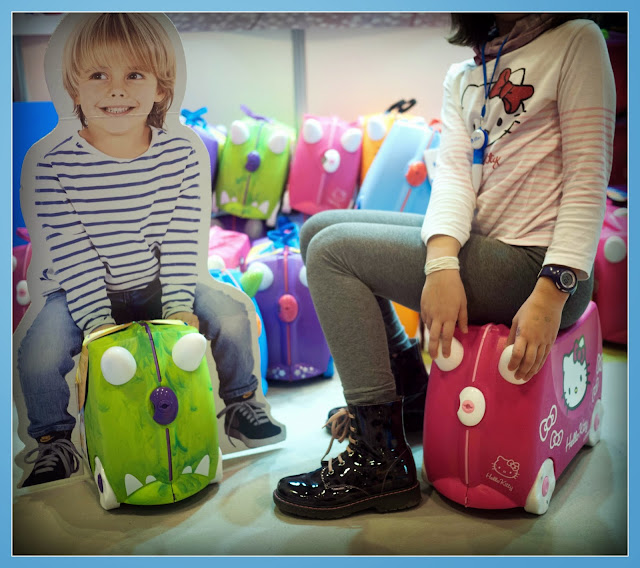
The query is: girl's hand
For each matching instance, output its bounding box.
[507,278,568,381]
[421,269,468,360]
[168,311,200,330]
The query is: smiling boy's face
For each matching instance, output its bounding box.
[74,60,164,140]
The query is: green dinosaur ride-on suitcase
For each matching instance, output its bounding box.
[214,105,295,223]
[76,320,222,510]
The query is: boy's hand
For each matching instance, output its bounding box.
[507,278,568,382]
[168,311,200,330]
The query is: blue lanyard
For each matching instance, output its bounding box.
[480,34,510,120]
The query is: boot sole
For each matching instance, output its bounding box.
[273,482,422,520]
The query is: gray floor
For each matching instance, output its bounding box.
[12,348,628,556]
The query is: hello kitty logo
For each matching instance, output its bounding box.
[461,67,534,147]
[492,456,520,479]
[592,353,603,403]
[596,353,603,378]
[550,429,564,450]
[328,187,350,208]
[539,405,558,442]
[562,336,590,411]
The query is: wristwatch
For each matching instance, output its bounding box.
[537,265,578,295]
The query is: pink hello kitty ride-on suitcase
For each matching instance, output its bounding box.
[423,301,604,515]
[287,114,363,215]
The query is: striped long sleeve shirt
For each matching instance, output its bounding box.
[32,127,203,332]
[422,19,616,279]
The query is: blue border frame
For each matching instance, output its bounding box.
[5,1,635,563]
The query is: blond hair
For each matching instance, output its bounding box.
[62,13,176,129]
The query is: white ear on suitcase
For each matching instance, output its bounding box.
[299,266,308,287]
[498,345,528,385]
[426,333,464,371]
[341,128,363,153]
[207,254,226,272]
[268,131,289,155]
[172,333,207,372]
[230,120,250,145]
[101,346,137,386]
[604,235,627,263]
[366,116,387,141]
[303,119,324,144]
[245,261,274,290]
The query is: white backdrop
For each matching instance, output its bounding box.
[16,17,470,129]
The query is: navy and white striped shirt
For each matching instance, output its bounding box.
[33,127,202,332]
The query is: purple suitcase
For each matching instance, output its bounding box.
[180,108,224,183]
[245,225,333,382]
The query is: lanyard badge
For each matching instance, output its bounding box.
[471,33,509,191]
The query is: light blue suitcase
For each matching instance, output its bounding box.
[356,118,440,215]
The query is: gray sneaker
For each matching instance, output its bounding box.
[218,394,285,448]
[21,431,82,487]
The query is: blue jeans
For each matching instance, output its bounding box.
[17,279,258,439]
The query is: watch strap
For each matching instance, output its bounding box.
[537,265,578,295]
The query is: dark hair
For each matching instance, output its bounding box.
[447,13,600,48]
[448,14,496,47]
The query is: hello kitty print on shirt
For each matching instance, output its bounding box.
[461,66,535,166]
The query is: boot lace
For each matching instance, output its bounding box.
[322,408,357,474]
[217,399,269,447]
[24,439,82,479]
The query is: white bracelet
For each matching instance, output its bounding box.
[424,256,460,276]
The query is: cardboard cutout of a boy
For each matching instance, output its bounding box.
[14,12,285,491]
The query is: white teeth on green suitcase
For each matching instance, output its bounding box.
[258,201,270,215]
[194,454,210,477]
[182,466,193,474]
[220,190,230,205]
[145,475,156,484]
[125,473,143,496]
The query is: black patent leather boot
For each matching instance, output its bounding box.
[326,339,428,433]
[391,338,429,432]
[273,399,421,519]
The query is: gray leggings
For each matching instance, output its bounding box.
[300,209,593,405]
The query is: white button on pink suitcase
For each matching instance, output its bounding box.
[423,301,604,514]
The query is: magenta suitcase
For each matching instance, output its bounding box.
[207,225,251,270]
[423,302,603,514]
[287,115,363,215]
[593,199,627,344]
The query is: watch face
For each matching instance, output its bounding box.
[560,270,576,289]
